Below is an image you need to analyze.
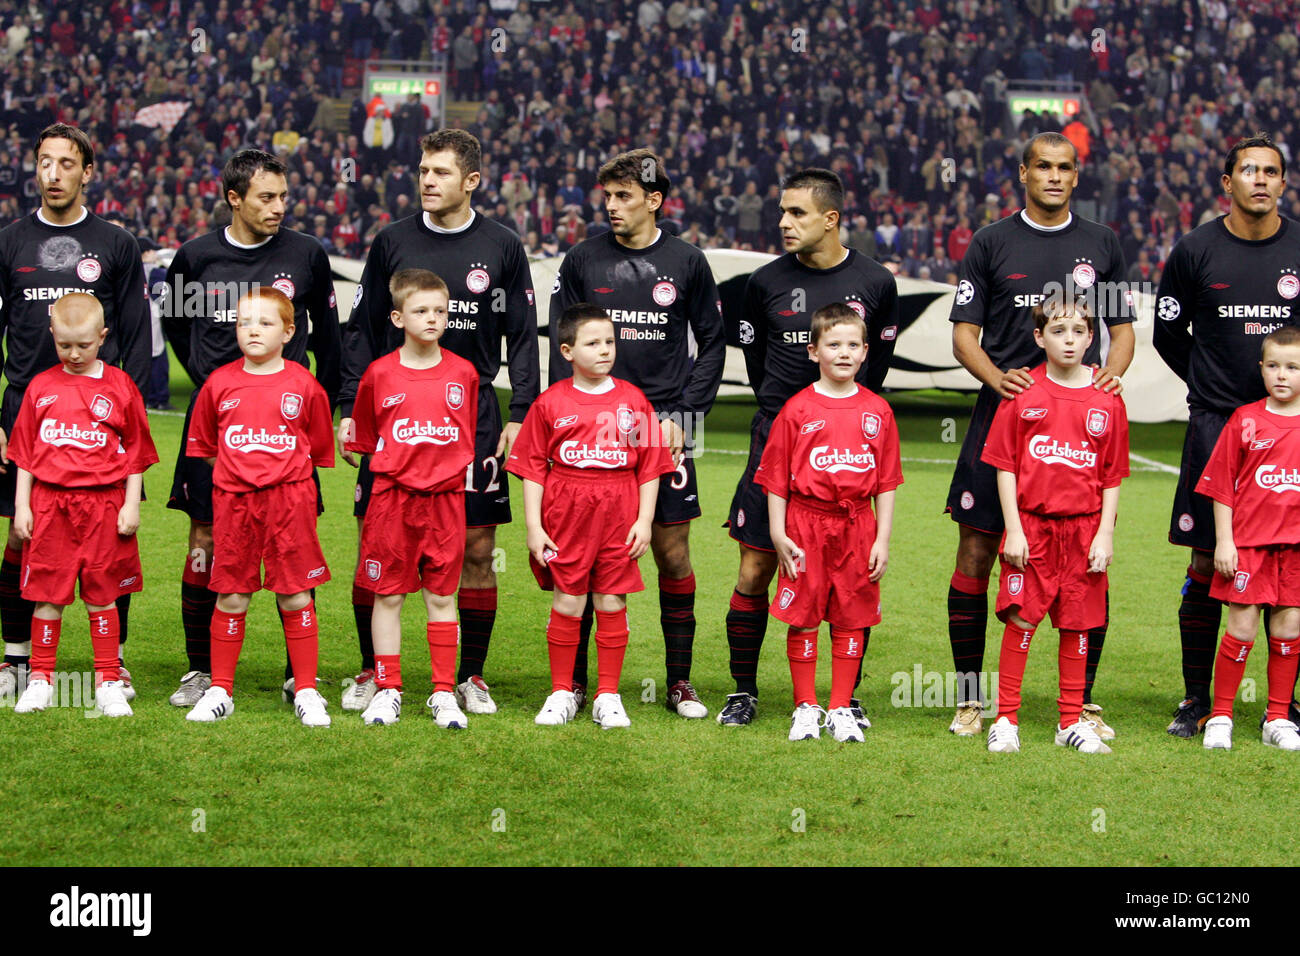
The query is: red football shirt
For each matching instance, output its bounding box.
[345,348,479,493]
[1198,399,1300,546]
[505,378,674,485]
[981,368,1129,516]
[187,360,334,492]
[8,362,159,486]
[755,384,904,502]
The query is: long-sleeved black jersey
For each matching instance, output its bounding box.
[0,210,151,394]
[160,227,341,405]
[740,249,898,417]
[1153,215,1300,415]
[548,229,725,420]
[339,211,539,421]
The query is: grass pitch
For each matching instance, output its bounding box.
[0,374,1290,868]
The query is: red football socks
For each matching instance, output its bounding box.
[996,622,1035,725]
[210,610,247,693]
[1211,632,1252,719]
[28,616,60,682]
[89,607,121,683]
[281,601,320,694]
[425,621,459,693]
[787,626,818,706]
[594,608,629,697]
[829,626,864,710]
[374,653,402,691]
[1057,630,1088,728]
[1266,636,1299,722]
[546,609,582,692]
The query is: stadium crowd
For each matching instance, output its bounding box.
[0,0,1298,284]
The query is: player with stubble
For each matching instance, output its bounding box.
[549,148,726,718]
[1154,133,1300,738]
[161,149,341,708]
[945,131,1133,739]
[0,123,151,703]
[718,167,898,727]
[338,129,539,718]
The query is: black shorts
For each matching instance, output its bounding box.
[945,385,1005,535]
[725,408,776,551]
[353,384,511,528]
[169,389,323,523]
[657,451,701,525]
[1169,408,1230,552]
[0,387,24,518]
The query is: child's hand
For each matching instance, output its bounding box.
[868,540,889,582]
[12,504,31,541]
[626,518,652,559]
[527,526,559,566]
[1001,529,1029,569]
[0,426,8,473]
[773,533,805,580]
[1214,540,1238,579]
[337,418,358,467]
[1087,531,1113,573]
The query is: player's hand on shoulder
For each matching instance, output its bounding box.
[1214,540,1237,579]
[773,534,804,580]
[12,504,31,542]
[995,366,1034,399]
[868,540,889,582]
[497,421,522,459]
[1091,365,1123,394]
[337,417,358,467]
[626,518,652,559]
[1087,530,1113,573]
[1001,529,1029,569]
[117,501,141,537]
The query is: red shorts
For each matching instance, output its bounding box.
[211,479,330,595]
[995,511,1106,630]
[771,496,881,630]
[21,482,142,606]
[529,469,644,596]
[1210,544,1300,606]
[357,482,466,595]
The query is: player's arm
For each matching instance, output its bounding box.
[627,476,658,559]
[739,274,768,396]
[339,367,378,467]
[949,233,1033,396]
[1212,499,1237,578]
[160,247,199,386]
[499,238,540,457]
[996,469,1028,568]
[1087,484,1119,573]
[1152,242,1195,382]
[547,255,583,386]
[1092,234,1134,393]
[863,274,900,393]
[868,489,895,582]
[307,245,343,409]
[12,467,32,540]
[953,321,1034,398]
[678,254,726,422]
[117,472,143,536]
[767,491,803,580]
[112,236,153,395]
[339,236,391,417]
[521,477,558,563]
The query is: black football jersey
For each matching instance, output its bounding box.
[1153,215,1300,414]
[740,249,898,416]
[0,210,151,393]
[339,211,539,421]
[548,229,726,419]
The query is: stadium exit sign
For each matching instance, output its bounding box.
[367,77,441,97]
[1008,95,1082,119]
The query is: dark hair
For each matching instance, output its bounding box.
[557,302,612,348]
[1032,296,1094,333]
[36,123,93,167]
[1224,132,1286,179]
[597,148,671,220]
[419,128,481,177]
[782,168,844,214]
[810,302,867,344]
[1262,324,1300,356]
[222,149,287,202]
[389,268,449,311]
[1021,131,1077,168]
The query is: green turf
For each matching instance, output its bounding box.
[0,375,1290,867]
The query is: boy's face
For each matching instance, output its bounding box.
[1261,342,1300,404]
[235,300,292,360]
[807,320,866,383]
[391,288,449,345]
[51,317,107,373]
[561,318,615,378]
[1033,311,1092,367]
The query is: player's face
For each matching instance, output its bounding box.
[1033,312,1093,368]
[235,301,292,361]
[229,170,287,240]
[1261,342,1300,404]
[391,288,449,344]
[36,137,91,216]
[779,187,836,254]
[50,318,107,374]
[603,178,659,239]
[1019,143,1078,217]
[807,321,866,383]
[561,318,615,379]
[419,149,478,217]
[1223,147,1285,219]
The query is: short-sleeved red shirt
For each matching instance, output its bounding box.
[1197,399,1300,547]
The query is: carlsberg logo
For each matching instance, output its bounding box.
[1028,435,1097,469]
[1255,464,1300,493]
[808,445,875,473]
[224,425,296,454]
[392,418,459,445]
[39,419,107,450]
[558,441,627,467]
